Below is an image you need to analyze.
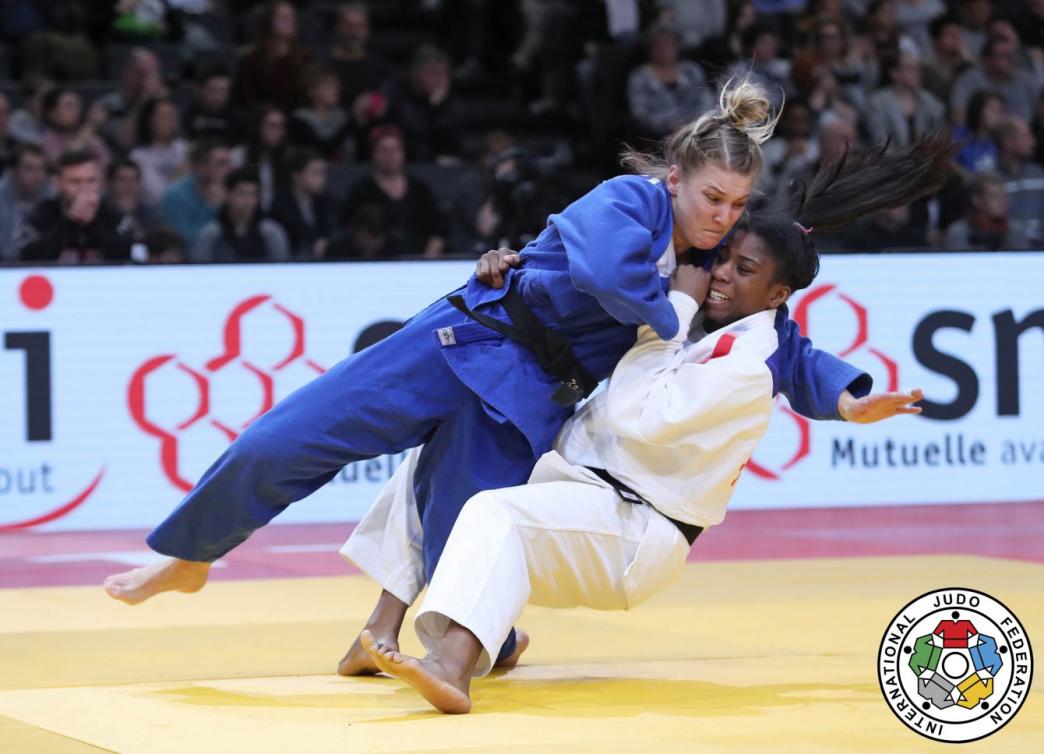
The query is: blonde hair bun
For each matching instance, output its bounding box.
[717,75,779,146]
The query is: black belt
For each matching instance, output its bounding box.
[586,467,703,546]
[447,286,598,407]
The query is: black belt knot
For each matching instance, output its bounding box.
[447,286,598,407]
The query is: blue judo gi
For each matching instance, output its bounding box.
[147,175,870,657]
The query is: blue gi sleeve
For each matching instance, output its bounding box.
[549,176,679,340]
[769,312,874,421]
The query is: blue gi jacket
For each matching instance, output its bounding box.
[438,175,871,457]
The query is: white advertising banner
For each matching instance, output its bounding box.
[1,254,1041,531]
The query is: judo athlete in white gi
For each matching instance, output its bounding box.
[348,135,955,713]
[101,77,919,677]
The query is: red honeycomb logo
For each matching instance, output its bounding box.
[128,296,327,491]
[747,283,899,481]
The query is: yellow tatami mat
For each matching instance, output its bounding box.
[1,556,1041,753]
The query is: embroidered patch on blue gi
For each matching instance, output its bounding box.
[437,327,457,346]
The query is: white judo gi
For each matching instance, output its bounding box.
[342,291,784,675]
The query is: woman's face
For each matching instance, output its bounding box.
[261,110,286,147]
[703,229,789,326]
[649,32,678,66]
[52,92,82,130]
[271,3,297,39]
[981,97,1004,131]
[372,134,405,174]
[311,76,341,109]
[151,101,178,142]
[667,163,753,251]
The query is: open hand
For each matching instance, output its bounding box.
[838,388,923,424]
[476,247,521,289]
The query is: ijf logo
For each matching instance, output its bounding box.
[748,282,898,480]
[878,588,1033,743]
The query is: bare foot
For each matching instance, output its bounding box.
[103,558,210,605]
[336,590,409,676]
[360,629,472,714]
[337,632,399,676]
[492,629,529,671]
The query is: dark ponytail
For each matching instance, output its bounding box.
[788,130,956,232]
[744,132,956,292]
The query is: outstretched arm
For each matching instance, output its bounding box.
[838,388,923,424]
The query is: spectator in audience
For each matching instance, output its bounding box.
[995,115,1044,246]
[893,0,947,56]
[328,3,394,122]
[143,225,187,264]
[760,99,819,197]
[230,104,290,212]
[105,158,161,242]
[40,88,112,173]
[726,23,791,111]
[790,15,875,115]
[945,171,1030,250]
[921,14,972,103]
[233,0,312,111]
[290,64,355,161]
[96,47,166,151]
[17,148,133,263]
[160,139,231,247]
[865,48,945,147]
[8,78,52,145]
[130,96,189,206]
[331,203,389,259]
[626,23,714,139]
[191,166,290,262]
[383,46,461,163]
[341,125,447,257]
[950,35,1043,125]
[689,0,758,71]
[954,0,991,59]
[862,0,901,57]
[839,203,930,251]
[269,148,334,258]
[1011,0,1044,62]
[0,144,51,259]
[0,93,15,175]
[658,0,726,58]
[953,90,1003,173]
[1034,91,1044,166]
[183,64,245,145]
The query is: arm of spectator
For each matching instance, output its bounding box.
[84,214,134,261]
[18,215,77,261]
[627,68,677,135]
[262,219,291,261]
[188,223,218,262]
[864,93,890,145]
[423,235,445,258]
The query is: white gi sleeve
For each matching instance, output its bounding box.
[605,293,774,445]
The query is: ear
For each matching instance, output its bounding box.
[665,164,681,195]
[768,283,792,309]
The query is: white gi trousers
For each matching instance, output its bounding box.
[342,449,691,677]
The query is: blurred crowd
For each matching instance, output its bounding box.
[0,0,1042,264]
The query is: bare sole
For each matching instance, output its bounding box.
[360,629,471,714]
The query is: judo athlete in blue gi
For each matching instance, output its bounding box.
[353,133,954,713]
[103,77,877,670]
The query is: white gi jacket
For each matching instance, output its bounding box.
[558,290,780,528]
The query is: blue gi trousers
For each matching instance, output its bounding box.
[147,298,535,659]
